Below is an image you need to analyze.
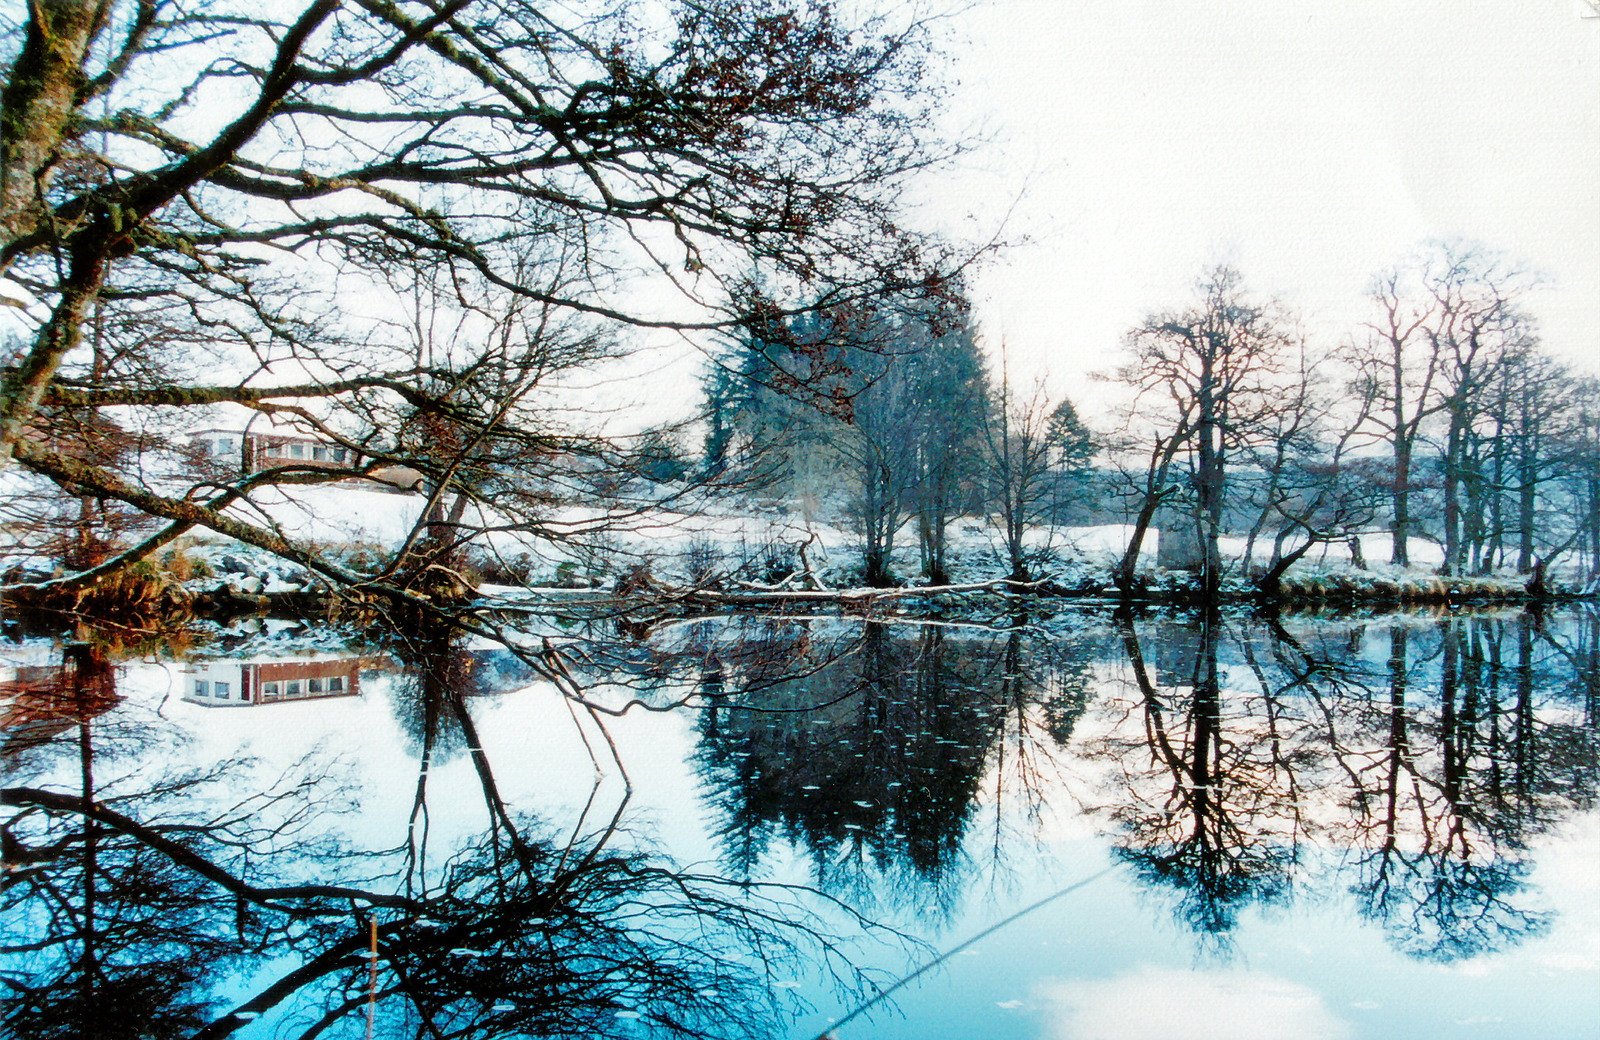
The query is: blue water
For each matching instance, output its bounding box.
[2,608,1596,1039]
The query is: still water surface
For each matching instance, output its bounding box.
[3,607,1598,1039]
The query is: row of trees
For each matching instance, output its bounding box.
[1107,246,1600,596]
[2,5,1593,605]
[701,294,1093,586]
[697,244,1599,596]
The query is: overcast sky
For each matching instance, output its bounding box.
[928,0,1600,398]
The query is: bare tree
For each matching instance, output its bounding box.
[981,365,1085,584]
[1108,265,1295,598]
[1424,247,1537,576]
[1103,394,1195,597]
[1346,262,1445,567]
[1560,377,1600,581]
[0,0,967,603]
[1347,243,1538,573]
[1239,342,1386,595]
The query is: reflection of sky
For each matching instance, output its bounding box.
[1040,967,1355,1040]
[785,852,1599,1040]
[13,615,1600,1040]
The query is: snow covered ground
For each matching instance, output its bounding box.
[0,465,1538,597]
[165,480,1530,597]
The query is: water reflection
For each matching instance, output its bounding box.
[1102,612,1298,946]
[697,623,997,908]
[4,639,281,1039]
[689,619,1098,917]
[1,607,1597,1037]
[675,609,1598,964]
[181,653,369,706]
[1,642,120,759]
[1,625,897,1040]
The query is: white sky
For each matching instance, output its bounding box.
[11,2,1593,431]
[927,0,1600,398]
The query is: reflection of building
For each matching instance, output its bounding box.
[1153,627,1205,689]
[0,645,121,755]
[182,656,366,707]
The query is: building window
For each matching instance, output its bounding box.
[262,681,281,699]
[290,443,305,459]
[312,445,328,461]
[331,448,348,463]
[215,681,230,699]
[285,679,302,696]
[194,679,210,697]
[327,676,345,693]
[308,677,324,693]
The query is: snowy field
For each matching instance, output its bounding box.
[191,482,1490,593]
[0,468,1531,595]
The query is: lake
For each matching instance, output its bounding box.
[3,605,1597,1039]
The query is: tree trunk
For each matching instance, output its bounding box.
[1116,435,1184,596]
[1441,413,1463,577]
[1116,489,1164,596]
[1195,359,1224,599]
[1392,439,1412,568]
[1590,477,1600,582]
[1517,438,1537,574]
[1004,481,1030,584]
[1256,531,1317,598]
[0,1,110,248]
[917,471,952,585]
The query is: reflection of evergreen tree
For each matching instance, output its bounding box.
[692,623,1028,914]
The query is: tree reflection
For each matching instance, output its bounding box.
[694,623,994,908]
[971,612,1098,873]
[681,606,1598,961]
[1073,609,1600,960]
[691,617,1089,917]
[2,623,903,1040]
[4,606,1598,1037]
[3,639,351,1039]
[1330,617,1591,960]
[1090,613,1299,946]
